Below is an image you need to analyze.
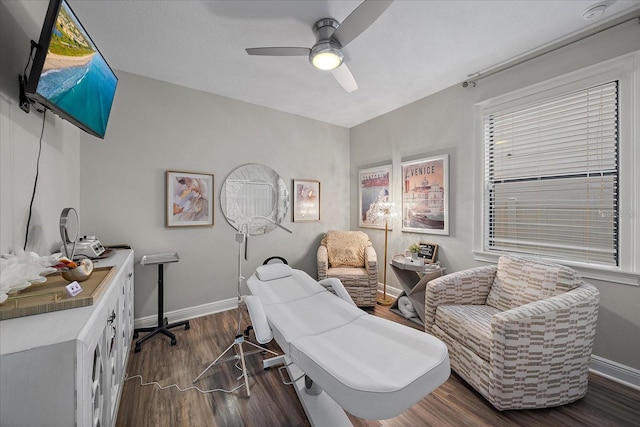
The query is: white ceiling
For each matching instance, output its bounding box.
[8,0,640,128]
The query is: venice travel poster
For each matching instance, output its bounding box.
[401,155,449,235]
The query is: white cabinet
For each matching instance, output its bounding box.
[0,250,134,427]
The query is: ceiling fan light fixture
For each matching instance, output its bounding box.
[245,2,393,90]
[310,42,344,71]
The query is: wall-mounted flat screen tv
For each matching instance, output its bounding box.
[25,0,117,139]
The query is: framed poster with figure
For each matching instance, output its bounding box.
[359,164,392,229]
[401,154,449,235]
[292,179,320,222]
[166,171,214,227]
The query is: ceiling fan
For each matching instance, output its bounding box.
[245,0,394,93]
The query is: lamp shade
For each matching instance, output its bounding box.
[309,41,344,70]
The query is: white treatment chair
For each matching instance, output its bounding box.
[245,263,450,423]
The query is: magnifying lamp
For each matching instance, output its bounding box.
[59,207,79,260]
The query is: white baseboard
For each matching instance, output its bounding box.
[133,297,237,329]
[377,283,402,298]
[590,355,640,391]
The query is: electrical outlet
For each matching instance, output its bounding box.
[65,281,83,297]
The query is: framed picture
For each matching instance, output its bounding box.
[401,154,449,235]
[166,171,214,227]
[418,242,438,263]
[292,179,320,222]
[358,164,392,229]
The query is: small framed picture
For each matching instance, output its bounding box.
[292,179,320,222]
[418,242,438,263]
[166,171,214,227]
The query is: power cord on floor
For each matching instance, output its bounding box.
[125,359,248,395]
[124,373,245,395]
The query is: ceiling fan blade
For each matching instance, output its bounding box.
[246,47,311,56]
[331,0,393,48]
[331,63,358,93]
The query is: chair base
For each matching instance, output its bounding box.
[133,317,190,352]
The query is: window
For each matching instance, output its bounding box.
[474,52,640,283]
[483,81,619,267]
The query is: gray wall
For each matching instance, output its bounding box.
[2,0,350,321]
[1,0,81,256]
[350,22,640,370]
[79,71,350,319]
[2,0,638,375]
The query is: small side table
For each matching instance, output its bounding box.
[133,252,190,352]
[389,255,445,326]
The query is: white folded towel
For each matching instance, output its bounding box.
[397,296,417,318]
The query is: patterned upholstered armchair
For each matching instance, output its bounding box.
[317,230,378,307]
[424,255,599,410]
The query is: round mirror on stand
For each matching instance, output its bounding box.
[59,207,79,259]
[220,163,289,236]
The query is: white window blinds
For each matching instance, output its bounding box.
[483,81,619,266]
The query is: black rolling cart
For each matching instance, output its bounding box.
[133,252,190,352]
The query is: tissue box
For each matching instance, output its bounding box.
[405,256,424,266]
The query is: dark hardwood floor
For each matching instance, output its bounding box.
[117,305,640,427]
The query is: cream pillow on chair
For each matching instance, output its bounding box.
[322,230,371,268]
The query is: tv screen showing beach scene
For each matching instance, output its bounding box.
[31,0,117,138]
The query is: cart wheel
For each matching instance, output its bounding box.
[171,338,177,346]
[135,343,141,353]
[185,322,190,330]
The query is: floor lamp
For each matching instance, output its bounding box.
[376,203,395,306]
[192,217,291,396]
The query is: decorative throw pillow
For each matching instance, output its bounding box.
[486,255,582,312]
[322,230,371,268]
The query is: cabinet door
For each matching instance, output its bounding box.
[90,328,106,427]
[105,295,120,427]
[79,301,110,427]
[110,253,134,427]
[120,264,134,361]
[84,252,134,427]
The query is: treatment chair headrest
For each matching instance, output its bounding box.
[255,263,293,281]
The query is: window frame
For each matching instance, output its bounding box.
[473,52,640,286]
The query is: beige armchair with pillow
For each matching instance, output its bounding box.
[317,230,378,307]
[424,255,599,410]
